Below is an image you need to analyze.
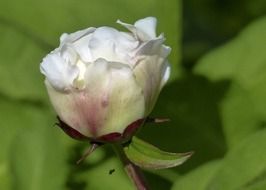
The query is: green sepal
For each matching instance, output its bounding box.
[123,137,193,169]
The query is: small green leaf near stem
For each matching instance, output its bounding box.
[124,137,193,170]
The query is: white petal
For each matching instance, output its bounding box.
[134,17,157,39]
[60,28,96,62]
[60,45,78,65]
[88,27,138,64]
[161,45,172,58]
[40,53,79,91]
[117,17,157,41]
[133,55,168,114]
[136,36,165,56]
[72,33,93,62]
[160,62,171,89]
[47,58,145,138]
[81,58,145,136]
[60,27,96,44]
[117,19,137,37]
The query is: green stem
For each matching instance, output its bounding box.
[112,144,149,190]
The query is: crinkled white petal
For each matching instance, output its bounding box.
[134,17,157,39]
[60,28,96,63]
[117,19,138,38]
[87,27,138,64]
[134,34,171,61]
[60,27,96,45]
[117,17,157,41]
[136,36,165,56]
[60,45,78,65]
[72,33,93,62]
[40,53,79,91]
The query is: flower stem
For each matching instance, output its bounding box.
[112,143,149,190]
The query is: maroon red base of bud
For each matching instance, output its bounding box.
[56,116,90,141]
[55,116,145,143]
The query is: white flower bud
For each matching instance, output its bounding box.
[40,17,171,142]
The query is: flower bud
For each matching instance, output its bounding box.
[40,17,171,142]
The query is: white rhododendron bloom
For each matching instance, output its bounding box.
[40,17,171,142]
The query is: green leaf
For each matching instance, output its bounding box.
[77,156,134,190]
[10,124,68,190]
[0,24,47,100]
[195,16,266,84]
[124,137,193,170]
[218,83,262,147]
[171,160,222,190]
[0,97,69,190]
[206,129,266,190]
[0,100,42,189]
[242,180,266,190]
[194,16,266,148]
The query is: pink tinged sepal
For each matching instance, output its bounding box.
[56,116,145,143]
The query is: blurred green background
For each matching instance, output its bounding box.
[1,0,266,189]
